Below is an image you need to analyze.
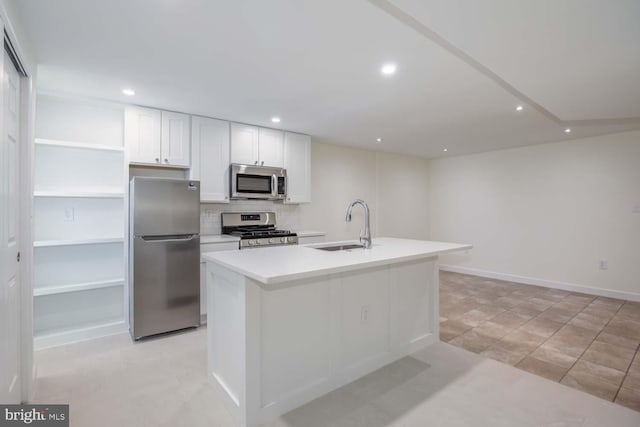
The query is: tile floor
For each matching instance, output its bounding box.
[440,271,640,411]
[33,327,640,426]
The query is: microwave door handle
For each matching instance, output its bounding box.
[271,174,277,198]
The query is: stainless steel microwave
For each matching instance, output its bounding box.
[230,164,287,200]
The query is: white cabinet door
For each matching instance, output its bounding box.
[126,107,161,165]
[200,241,240,316]
[284,132,311,203]
[190,117,230,202]
[230,123,259,165]
[258,128,284,168]
[161,111,190,167]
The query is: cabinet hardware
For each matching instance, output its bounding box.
[261,161,264,166]
[164,158,169,163]
[155,158,160,163]
[17,251,20,262]
[254,161,258,165]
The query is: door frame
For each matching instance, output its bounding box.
[0,5,36,403]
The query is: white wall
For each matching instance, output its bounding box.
[198,141,431,241]
[429,130,640,299]
[376,151,430,240]
[298,142,430,241]
[299,142,378,241]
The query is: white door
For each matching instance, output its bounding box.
[1,48,21,403]
[161,111,190,167]
[258,128,284,168]
[125,106,161,165]
[189,117,230,202]
[230,123,259,165]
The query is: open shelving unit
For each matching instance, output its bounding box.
[33,94,128,349]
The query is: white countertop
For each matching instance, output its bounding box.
[203,237,471,285]
[200,234,240,244]
[295,230,327,238]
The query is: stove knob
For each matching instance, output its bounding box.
[269,238,276,244]
[248,240,256,246]
[287,236,295,243]
[280,237,286,243]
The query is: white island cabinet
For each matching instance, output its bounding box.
[204,237,471,426]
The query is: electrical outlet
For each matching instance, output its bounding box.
[64,207,75,222]
[599,260,608,270]
[361,305,370,323]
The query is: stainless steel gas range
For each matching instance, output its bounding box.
[221,212,298,249]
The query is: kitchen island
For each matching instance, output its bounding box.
[203,237,471,426]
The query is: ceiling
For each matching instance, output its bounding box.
[10,0,640,158]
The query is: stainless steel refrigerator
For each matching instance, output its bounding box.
[129,177,201,340]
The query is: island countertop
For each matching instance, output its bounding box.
[203,237,471,285]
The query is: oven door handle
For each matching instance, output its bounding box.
[271,174,277,198]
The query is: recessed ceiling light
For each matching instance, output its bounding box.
[122,88,135,96]
[271,117,281,123]
[516,105,524,112]
[443,148,448,152]
[376,138,382,142]
[564,128,572,133]
[381,63,397,75]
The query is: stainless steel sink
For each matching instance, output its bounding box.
[314,244,364,252]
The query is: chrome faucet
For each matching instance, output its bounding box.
[345,199,372,249]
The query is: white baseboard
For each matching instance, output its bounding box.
[34,321,128,350]
[439,264,640,302]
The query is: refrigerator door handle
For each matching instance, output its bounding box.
[139,234,198,243]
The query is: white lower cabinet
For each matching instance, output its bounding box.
[200,241,239,317]
[190,117,230,202]
[284,132,311,203]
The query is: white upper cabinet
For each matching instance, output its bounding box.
[126,107,161,165]
[284,132,311,204]
[230,123,284,168]
[126,107,190,168]
[161,111,190,167]
[258,127,284,168]
[230,123,259,165]
[189,116,230,203]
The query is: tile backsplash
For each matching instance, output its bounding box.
[200,200,301,235]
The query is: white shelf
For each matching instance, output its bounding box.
[34,190,125,198]
[35,138,124,152]
[34,279,124,297]
[34,237,124,247]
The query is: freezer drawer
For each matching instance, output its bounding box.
[131,234,200,339]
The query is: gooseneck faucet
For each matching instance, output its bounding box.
[345,199,372,249]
